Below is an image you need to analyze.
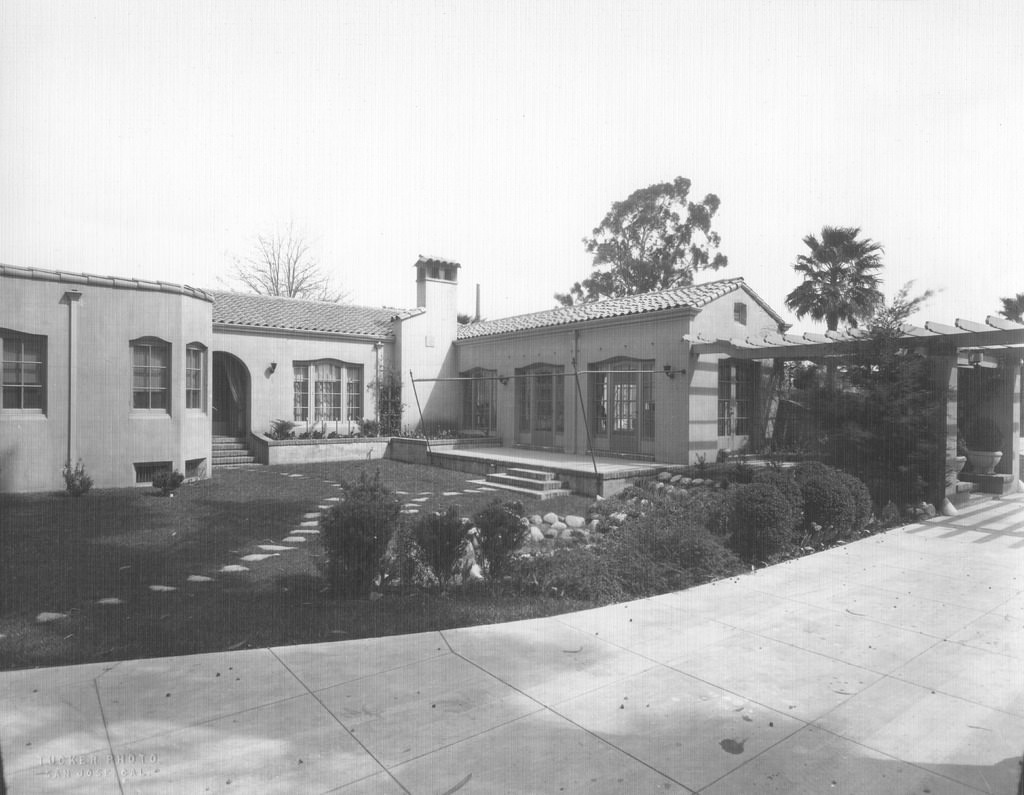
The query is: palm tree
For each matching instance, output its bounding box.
[785,226,885,331]
[998,293,1024,323]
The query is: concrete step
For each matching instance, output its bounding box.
[505,467,559,482]
[487,472,567,491]
[467,478,571,500]
[212,455,256,466]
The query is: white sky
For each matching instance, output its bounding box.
[1,0,1021,328]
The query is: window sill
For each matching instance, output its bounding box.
[130,411,172,419]
[1,411,47,420]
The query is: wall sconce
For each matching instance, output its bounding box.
[663,364,675,379]
[268,362,277,374]
[498,375,510,386]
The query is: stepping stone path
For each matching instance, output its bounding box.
[43,483,348,622]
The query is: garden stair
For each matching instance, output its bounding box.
[470,467,571,500]
[212,436,256,467]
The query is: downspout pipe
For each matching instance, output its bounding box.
[62,290,82,466]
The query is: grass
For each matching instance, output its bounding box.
[0,460,595,671]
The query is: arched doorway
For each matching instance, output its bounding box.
[212,352,250,438]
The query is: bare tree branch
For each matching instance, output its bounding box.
[229,222,350,302]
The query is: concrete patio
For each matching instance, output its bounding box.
[2,494,1023,793]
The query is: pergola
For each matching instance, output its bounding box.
[685,316,1024,511]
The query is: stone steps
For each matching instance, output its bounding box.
[212,436,256,466]
[471,467,572,500]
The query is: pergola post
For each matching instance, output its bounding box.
[1002,353,1022,488]
[929,354,961,513]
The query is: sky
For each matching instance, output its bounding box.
[1,0,1022,329]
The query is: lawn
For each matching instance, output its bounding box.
[0,460,596,671]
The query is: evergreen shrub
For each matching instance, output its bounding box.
[473,500,528,583]
[727,482,800,562]
[321,469,400,597]
[412,505,468,591]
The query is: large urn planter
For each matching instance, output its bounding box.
[967,450,1002,475]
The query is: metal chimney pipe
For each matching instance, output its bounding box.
[475,283,481,322]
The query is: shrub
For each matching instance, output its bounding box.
[152,469,184,496]
[674,488,732,536]
[752,468,804,513]
[268,419,296,440]
[727,482,800,563]
[472,500,528,583]
[358,418,381,437]
[321,469,401,598]
[412,505,468,591]
[381,522,432,592]
[839,471,874,530]
[62,459,93,497]
[516,546,626,602]
[793,463,873,540]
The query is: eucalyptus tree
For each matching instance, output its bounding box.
[556,176,728,306]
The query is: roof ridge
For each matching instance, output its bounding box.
[473,276,746,325]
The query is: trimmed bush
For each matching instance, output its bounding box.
[839,471,874,531]
[472,500,528,583]
[752,468,804,513]
[727,482,800,562]
[321,469,401,598]
[799,474,854,532]
[412,505,468,591]
[152,469,184,496]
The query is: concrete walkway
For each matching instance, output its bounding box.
[2,495,1023,794]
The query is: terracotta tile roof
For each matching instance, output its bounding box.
[457,277,770,340]
[0,262,212,302]
[210,291,400,338]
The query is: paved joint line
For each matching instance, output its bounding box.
[267,647,411,795]
[437,631,695,792]
[92,676,127,795]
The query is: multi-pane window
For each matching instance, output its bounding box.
[293,361,363,423]
[2,332,46,411]
[462,368,496,432]
[590,358,654,440]
[314,363,342,421]
[132,338,170,410]
[718,359,757,436]
[293,367,310,421]
[185,344,206,410]
[346,371,362,421]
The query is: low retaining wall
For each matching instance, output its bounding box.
[250,434,390,465]
[386,437,503,467]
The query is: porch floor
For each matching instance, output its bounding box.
[426,445,684,497]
